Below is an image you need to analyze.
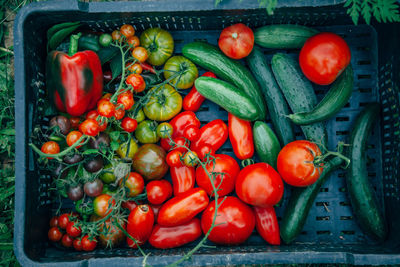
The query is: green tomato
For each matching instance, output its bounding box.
[183,151,198,167]
[116,137,139,159]
[143,84,182,121]
[135,120,160,144]
[101,184,117,195]
[140,27,174,66]
[100,163,117,184]
[134,109,145,123]
[156,122,173,138]
[163,56,198,89]
[99,33,112,47]
[75,198,94,216]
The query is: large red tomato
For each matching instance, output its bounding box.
[218,23,254,59]
[277,140,323,187]
[235,163,284,207]
[299,32,351,85]
[196,154,239,196]
[201,196,255,245]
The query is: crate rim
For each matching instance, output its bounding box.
[13,0,399,266]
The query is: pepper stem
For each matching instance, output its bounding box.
[68,33,82,56]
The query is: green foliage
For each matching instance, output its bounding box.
[345,0,400,25]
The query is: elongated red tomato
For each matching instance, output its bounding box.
[236,163,284,207]
[170,111,200,138]
[170,165,196,196]
[201,196,255,245]
[183,72,216,112]
[196,154,239,197]
[157,187,209,227]
[190,119,228,154]
[149,218,202,249]
[127,204,154,248]
[253,206,280,245]
[228,113,254,160]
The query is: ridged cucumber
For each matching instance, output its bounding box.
[247,47,295,145]
[182,42,266,120]
[253,121,281,169]
[347,103,387,241]
[289,65,354,125]
[254,24,318,49]
[281,156,344,244]
[271,53,327,148]
[195,77,259,121]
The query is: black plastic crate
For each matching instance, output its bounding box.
[14,0,400,266]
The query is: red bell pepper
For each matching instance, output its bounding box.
[46,34,103,116]
[149,218,202,249]
[170,165,196,196]
[228,113,254,160]
[253,206,280,245]
[183,71,216,112]
[190,119,228,154]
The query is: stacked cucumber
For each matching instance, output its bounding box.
[183,24,387,243]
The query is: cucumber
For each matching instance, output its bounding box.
[253,121,281,169]
[254,24,318,49]
[182,42,266,120]
[347,103,387,241]
[289,66,354,125]
[195,77,258,121]
[281,156,344,244]
[47,21,80,41]
[247,47,295,145]
[271,53,327,148]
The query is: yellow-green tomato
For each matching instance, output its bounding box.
[183,151,198,167]
[134,109,145,123]
[163,56,198,89]
[143,84,182,121]
[116,138,139,159]
[140,27,174,66]
[100,163,116,184]
[135,120,160,144]
[156,122,173,138]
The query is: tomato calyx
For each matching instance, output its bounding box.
[312,142,351,169]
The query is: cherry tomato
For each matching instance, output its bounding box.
[99,33,112,47]
[218,23,254,59]
[49,216,58,228]
[69,117,80,129]
[228,113,254,160]
[170,165,195,196]
[120,172,145,197]
[126,74,146,93]
[161,137,188,153]
[190,119,228,155]
[236,163,284,207]
[79,119,100,136]
[157,188,209,227]
[114,107,125,120]
[149,218,202,249]
[84,179,104,197]
[49,115,71,135]
[277,140,323,187]
[66,131,83,148]
[48,226,62,242]
[183,72,216,112]
[97,99,115,118]
[120,24,135,38]
[41,141,60,159]
[166,149,183,167]
[73,238,83,251]
[183,125,200,142]
[93,194,115,217]
[58,213,70,229]
[86,110,107,132]
[121,117,138,132]
[253,206,280,245]
[131,47,149,63]
[127,205,154,248]
[196,154,239,197]
[183,151,198,167]
[156,122,173,139]
[197,144,215,161]
[122,200,138,212]
[299,32,351,85]
[126,36,140,48]
[201,196,255,245]
[102,93,112,100]
[61,234,73,248]
[117,91,134,110]
[81,235,97,251]
[111,30,122,41]
[90,215,126,248]
[146,180,173,205]
[66,221,82,238]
